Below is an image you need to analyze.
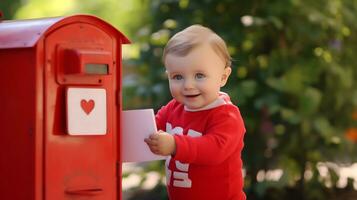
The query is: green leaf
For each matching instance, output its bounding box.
[280,108,301,124]
[299,87,322,116]
[313,117,333,140]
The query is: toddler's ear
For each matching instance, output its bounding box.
[220,67,232,87]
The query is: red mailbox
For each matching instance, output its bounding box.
[0,15,130,199]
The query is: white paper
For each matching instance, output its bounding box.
[122,109,166,162]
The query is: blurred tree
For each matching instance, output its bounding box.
[0,0,22,19]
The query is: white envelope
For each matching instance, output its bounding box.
[122,109,166,162]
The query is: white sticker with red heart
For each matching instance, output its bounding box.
[67,88,107,135]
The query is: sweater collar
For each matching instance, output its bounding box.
[184,92,232,112]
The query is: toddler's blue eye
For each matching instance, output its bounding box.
[195,73,205,79]
[172,74,183,80]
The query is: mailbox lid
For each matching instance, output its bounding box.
[0,15,130,49]
[0,17,62,49]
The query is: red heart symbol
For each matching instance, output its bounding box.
[81,99,95,115]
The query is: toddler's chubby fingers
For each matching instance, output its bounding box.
[146,145,158,154]
[149,133,159,140]
[156,130,165,134]
[147,144,160,154]
[144,138,151,144]
[144,137,157,146]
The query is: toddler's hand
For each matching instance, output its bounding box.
[144,130,176,156]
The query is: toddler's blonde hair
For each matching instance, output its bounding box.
[163,25,232,68]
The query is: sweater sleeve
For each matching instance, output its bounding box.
[155,100,175,131]
[173,106,246,165]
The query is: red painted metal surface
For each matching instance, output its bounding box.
[0,15,129,200]
[0,17,62,48]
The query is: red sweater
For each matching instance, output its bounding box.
[156,94,246,200]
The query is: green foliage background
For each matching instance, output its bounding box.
[2,0,357,199]
[127,1,357,199]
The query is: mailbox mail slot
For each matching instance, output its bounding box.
[56,44,114,85]
[61,48,112,75]
[0,15,130,200]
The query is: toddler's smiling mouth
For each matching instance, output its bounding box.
[185,94,200,98]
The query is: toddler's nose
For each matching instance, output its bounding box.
[183,79,194,90]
